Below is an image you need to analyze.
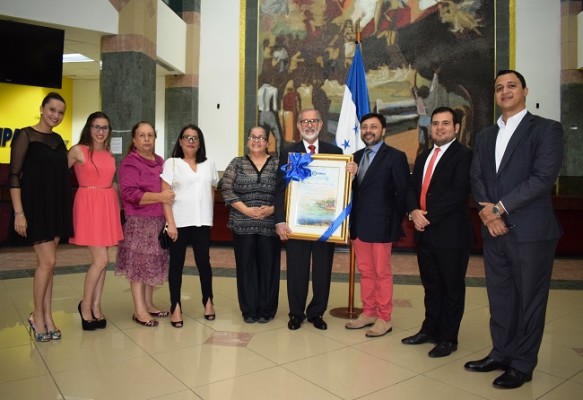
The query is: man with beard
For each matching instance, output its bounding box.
[345,112,409,337]
[274,108,345,331]
[402,106,473,357]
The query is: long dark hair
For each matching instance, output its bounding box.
[171,124,208,163]
[77,111,112,171]
[41,92,65,107]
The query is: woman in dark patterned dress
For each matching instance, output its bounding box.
[219,126,280,323]
[9,92,73,342]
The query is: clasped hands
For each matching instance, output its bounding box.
[478,202,509,238]
[244,205,273,220]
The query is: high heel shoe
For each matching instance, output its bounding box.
[91,311,107,329]
[204,299,215,320]
[170,320,183,328]
[47,328,62,340]
[27,314,51,342]
[78,301,97,331]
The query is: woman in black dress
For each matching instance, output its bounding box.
[9,92,73,342]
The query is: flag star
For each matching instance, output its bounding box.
[342,139,351,149]
[353,123,359,134]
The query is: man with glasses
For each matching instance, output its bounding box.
[274,108,342,331]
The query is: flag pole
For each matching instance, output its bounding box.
[330,31,363,320]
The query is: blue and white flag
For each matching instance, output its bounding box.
[335,44,370,154]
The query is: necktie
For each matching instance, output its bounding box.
[420,147,440,210]
[357,148,373,183]
[308,145,316,154]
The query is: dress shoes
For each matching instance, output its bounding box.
[365,319,392,337]
[308,316,327,330]
[243,316,256,324]
[428,341,457,358]
[464,356,507,372]
[288,315,302,330]
[493,368,532,389]
[345,313,376,330]
[401,332,435,345]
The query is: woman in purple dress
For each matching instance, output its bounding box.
[115,121,175,327]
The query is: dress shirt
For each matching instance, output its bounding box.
[495,108,528,172]
[422,138,455,179]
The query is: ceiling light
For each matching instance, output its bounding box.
[63,53,94,63]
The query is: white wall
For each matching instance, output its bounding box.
[155,76,166,158]
[198,1,241,171]
[515,0,561,120]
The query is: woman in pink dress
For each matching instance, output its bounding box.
[68,112,124,331]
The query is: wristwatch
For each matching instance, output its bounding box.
[492,203,500,216]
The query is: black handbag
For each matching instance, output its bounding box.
[158,225,171,249]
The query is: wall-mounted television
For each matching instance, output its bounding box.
[0,19,64,89]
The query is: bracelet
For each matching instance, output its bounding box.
[14,211,25,217]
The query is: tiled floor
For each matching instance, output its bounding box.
[0,245,582,400]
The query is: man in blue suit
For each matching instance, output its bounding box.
[403,106,473,358]
[344,112,409,337]
[466,70,564,389]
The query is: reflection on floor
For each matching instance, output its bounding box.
[0,246,582,400]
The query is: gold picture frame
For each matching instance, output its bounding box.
[285,153,353,244]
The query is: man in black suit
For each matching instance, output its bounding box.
[402,106,473,357]
[467,70,564,389]
[344,112,409,337]
[274,108,346,331]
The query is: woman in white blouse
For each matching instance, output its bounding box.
[161,124,218,327]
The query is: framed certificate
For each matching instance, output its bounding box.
[285,153,353,244]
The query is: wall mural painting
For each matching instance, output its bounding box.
[257,0,494,164]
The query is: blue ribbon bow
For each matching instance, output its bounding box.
[281,152,313,184]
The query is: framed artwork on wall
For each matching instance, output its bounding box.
[244,0,503,166]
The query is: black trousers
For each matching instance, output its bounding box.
[232,233,281,319]
[168,225,213,312]
[417,236,469,344]
[285,239,335,320]
[484,237,557,375]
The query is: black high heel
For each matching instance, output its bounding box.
[204,299,215,321]
[78,301,97,331]
[91,311,107,329]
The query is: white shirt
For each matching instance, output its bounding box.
[161,157,218,228]
[422,139,455,180]
[495,108,527,172]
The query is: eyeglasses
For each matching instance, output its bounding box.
[299,119,321,126]
[182,135,200,143]
[248,136,267,142]
[91,125,110,133]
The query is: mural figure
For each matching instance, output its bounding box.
[257,0,494,164]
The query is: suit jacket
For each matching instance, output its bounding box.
[470,112,564,242]
[350,143,409,243]
[407,140,473,249]
[274,140,342,225]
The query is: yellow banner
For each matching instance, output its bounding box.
[0,79,73,163]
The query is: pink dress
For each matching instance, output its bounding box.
[70,146,123,246]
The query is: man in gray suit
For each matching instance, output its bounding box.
[467,70,564,389]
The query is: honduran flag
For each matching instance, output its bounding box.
[335,43,370,154]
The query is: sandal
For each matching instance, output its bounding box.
[132,314,159,327]
[27,314,51,342]
[149,310,170,318]
[171,320,183,328]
